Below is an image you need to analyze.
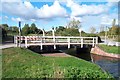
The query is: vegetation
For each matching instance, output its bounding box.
[2,47,113,79]
[98,19,120,42]
[98,44,119,54]
[89,26,96,33]
[67,18,81,29]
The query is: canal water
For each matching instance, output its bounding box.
[91,54,120,79]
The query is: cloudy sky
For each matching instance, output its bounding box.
[0,0,119,32]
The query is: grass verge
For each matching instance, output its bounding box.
[98,44,119,54]
[2,47,113,79]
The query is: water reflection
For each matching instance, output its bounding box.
[91,54,120,79]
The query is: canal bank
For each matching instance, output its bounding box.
[90,46,120,79]
[91,46,120,59]
[28,45,119,79]
[62,46,120,79]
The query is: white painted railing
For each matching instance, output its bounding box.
[14,36,98,49]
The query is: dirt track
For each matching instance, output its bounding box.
[41,53,71,57]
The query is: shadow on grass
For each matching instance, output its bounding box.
[28,45,92,61]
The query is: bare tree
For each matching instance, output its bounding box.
[67,18,81,29]
[89,26,96,33]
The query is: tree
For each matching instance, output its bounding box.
[30,23,38,34]
[22,24,30,35]
[89,26,96,33]
[2,24,9,32]
[0,25,7,38]
[12,26,19,33]
[56,26,65,32]
[67,18,81,29]
[109,19,119,35]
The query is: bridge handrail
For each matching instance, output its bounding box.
[14,36,98,49]
[15,36,97,39]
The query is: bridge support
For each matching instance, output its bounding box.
[92,38,95,47]
[68,38,70,49]
[81,38,83,48]
[25,37,27,48]
[40,37,43,50]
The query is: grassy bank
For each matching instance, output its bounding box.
[98,44,119,54]
[2,48,113,79]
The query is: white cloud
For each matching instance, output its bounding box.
[1,0,22,2]
[1,0,67,20]
[37,0,67,19]
[67,16,82,22]
[107,0,119,2]
[4,16,9,19]
[101,13,118,25]
[101,16,112,25]
[11,17,23,22]
[66,0,113,17]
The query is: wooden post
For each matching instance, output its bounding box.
[81,38,83,48]
[92,37,95,47]
[41,37,43,50]
[96,37,98,44]
[53,37,56,49]
[42,29,45,43]
[16,36,18,47]
[25,36,27,48]
[14,36,15,44]
[68,37,70,49]
[52,28,56,49]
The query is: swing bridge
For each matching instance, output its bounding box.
[14,36,98,50]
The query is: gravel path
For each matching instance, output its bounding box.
[0,44,15,49]
[41,53,71,57]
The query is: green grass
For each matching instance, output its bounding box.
[2,48,113,79]
[98,44,119,54]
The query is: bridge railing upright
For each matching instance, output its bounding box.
[14,36,98,49]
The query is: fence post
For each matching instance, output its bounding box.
[92,37,95,47]
[68,37,70,49]
[53,37,56,49]
[81,38,83,48]
[25,36,27,48]
[96,37,98,44]
[15,36,18,47]
[41,37,43,50]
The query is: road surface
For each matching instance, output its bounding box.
[0,44,15,49]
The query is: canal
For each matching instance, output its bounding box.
[63,47,120,79]
[91,54,120,79]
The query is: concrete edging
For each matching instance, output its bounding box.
[91,46,120,59]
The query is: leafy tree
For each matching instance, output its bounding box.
[37,29,43,34]
[0,25,7,38]
[30,23,38,34]
[108,19,119,35]
[22,24,30,35]
[12,26,19,33]
[2,24,9,32]
[109,25,119,35]
[55,26,65,35]
[64,28,79,36]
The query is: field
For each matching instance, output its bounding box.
[98,44,119,54]
[2,48,113,79]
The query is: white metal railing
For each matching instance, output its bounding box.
[14,36,98,50]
